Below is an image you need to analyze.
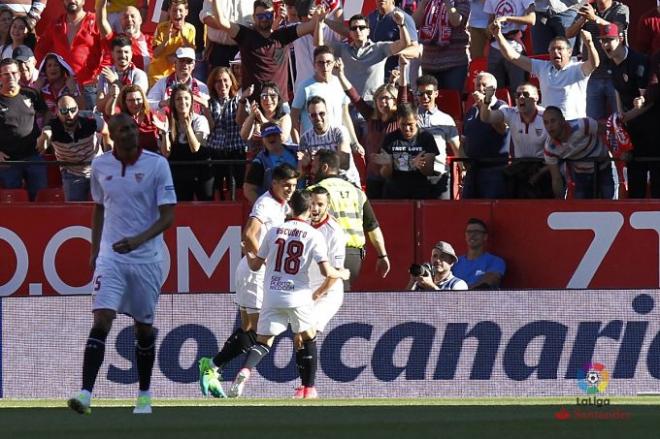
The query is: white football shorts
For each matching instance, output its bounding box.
[257,304,315,336]
[314,292,344,332]
[234,256,265,312]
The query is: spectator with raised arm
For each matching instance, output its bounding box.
[491,17,598,119]
[239,81,292,151]
[531,0,580,54]
[199,0,253,69]
[565,0,629,120]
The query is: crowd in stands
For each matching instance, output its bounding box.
[0,0,659,202]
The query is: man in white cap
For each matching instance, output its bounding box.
[147,46,210,113]
[406,240,468,291]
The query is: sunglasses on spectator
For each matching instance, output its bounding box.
[260,93,278,100]
[310,111,326,119]
[515,91,532,98]
[59,107,77,115]
[350,25,368,31]
[416,90,435,98]
[256,12,273,20]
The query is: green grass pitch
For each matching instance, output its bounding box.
[0,398,659,439]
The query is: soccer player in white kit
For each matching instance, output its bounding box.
[67,113,176,415]
[292,185,346,399]
[198,164,299,398]
[227,190,349,398]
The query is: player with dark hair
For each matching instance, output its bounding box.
[198,163,299,398]
[67,113,177,415]
[227,189,349,398]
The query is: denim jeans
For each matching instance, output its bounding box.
[424,64,469,95]
[532,9,578,55]
[488,47,526,94]
[586,77,617,120]
[462,165,507,199]
[572,164,617,199]
[61,169,91,201]
[0,154,47,200]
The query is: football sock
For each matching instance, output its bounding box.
[213,328,257,369]
[243,342,270,370]
[81,327,108,392]
[295,348,305,380]
[300,338,318,387]
[136,331,156,392]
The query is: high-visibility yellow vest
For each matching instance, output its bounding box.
[311,177,366,249]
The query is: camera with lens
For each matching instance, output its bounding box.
[409,262,433,278]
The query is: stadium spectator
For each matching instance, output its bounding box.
[298,95,361,187]
[205,66,247,200]
[35,0,102,109]
[243,122,297,203]
[96,0,153,73]
[208,0,323,102]
[542,105,616,199]
[399,71,460,199]
[531,0,580,54]
[335,56,399,199]
[66,113,176,416]
[461,72,509,199]
[0,8,12,49]
[239,81,292,149]
[413,0,470,94]
[468,0,489,58]
[96,35,149,117]
[374,103,438,199]
[199,0,252,69]
[1,16,36,59]
[0,58,48,200]
[322,10,414,103]
[36,53,85,117]
[406,240,468,290]
[13,45,38,87]
[147,46,210,114]
[291,46,359,149]
[452,218,506,289]
[148,0,195,86]
[161,0,206,82]
[565,0,629,120]
[493,18,598,119]
[484,0,535,95]
[366,0,420,80]
[36,95,109,201]
[229,52,242,87]
[637,4,660,56]
[310,149,389,291]
[113,84,165,153]
[479,82,552,198]
[161,83,212,201]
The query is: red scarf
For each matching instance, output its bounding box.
[419,0,452,46]
[118,63,136,86]
[165,73,203,113]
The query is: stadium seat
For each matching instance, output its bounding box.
[436,89,463,124]
[465,57,488,94]
[0,189,29,203]
[35,187,66,203]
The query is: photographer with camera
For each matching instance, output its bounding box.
[406,241,467,291]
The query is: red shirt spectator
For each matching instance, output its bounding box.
[637,6,660,56]
[35,1,101,86]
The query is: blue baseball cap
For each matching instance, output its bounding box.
[261,124,282,137]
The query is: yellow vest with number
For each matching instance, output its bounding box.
[312,177,366,249]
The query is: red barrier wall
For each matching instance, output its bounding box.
[3,200,660,295]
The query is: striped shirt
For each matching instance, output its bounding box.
[544,118,608,173]
[207,96,247,152]
[49,114,104,177]
[299,126,361,187]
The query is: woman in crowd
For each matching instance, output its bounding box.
[205,66,247,200]
[161,84,212,201]
[0,8,12,50]
[238,81,292,154]
[1,16,36,59]
[112,84,164,153]
[36,53,85,116]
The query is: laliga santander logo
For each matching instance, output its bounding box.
[577,363,610,395]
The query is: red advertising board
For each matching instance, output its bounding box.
[3,200,660,296]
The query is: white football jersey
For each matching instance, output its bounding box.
[249,190,291,248]
[91,150,177,264]
[258,219,329,308]
[308,216,346,300]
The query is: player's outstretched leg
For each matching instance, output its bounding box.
[300,337,319,399]
[228,342,270,398]
[133,324,156,414]
[198,357,226,398]
[67,321,110,414]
